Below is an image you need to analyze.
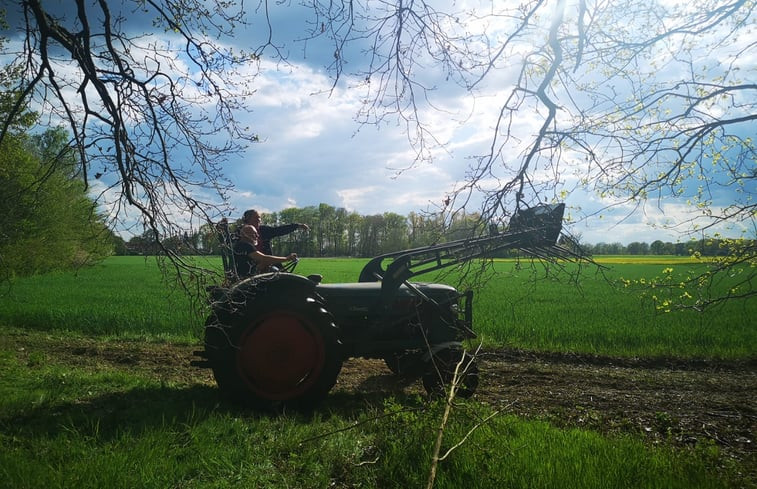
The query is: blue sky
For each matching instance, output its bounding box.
[5,1,754,245]
[203,2,754,245]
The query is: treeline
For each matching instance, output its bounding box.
[581,240,747,256]
[118,203,747,258]
[118,204,481,258]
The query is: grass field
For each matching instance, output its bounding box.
[1,255,753,359]
[0,256,754,488]
[0,366,729,489]
[470,258,756,359]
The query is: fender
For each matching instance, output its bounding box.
[210,273,317,320]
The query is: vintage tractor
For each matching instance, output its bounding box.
[192,203,569,410]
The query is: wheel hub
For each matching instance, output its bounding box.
[237,311,325,400]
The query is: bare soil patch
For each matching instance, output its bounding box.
[336,349,756,478]
[7,333,756,482]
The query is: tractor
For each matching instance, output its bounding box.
[192,203,569,410]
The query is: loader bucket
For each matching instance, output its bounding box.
[508,203,565,247]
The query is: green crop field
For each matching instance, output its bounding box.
[1,256,753,359]
[0,256,754,488]
[471,259,756,359]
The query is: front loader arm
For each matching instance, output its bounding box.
[359,203,571,307]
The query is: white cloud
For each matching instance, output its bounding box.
[335,186,380,212]
[569,198,755,245]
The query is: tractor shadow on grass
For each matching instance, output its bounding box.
[0,373,428,443]
[323,372,428,415]
[0,384,227,442]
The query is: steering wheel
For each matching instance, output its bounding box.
[281,257,299,273]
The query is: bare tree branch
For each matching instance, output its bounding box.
[4,0,259,260]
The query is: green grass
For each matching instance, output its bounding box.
[470,260,756,359]
[0,343,732,489]
[0,256,201,341]
[0,257,749,488]
[1,256,754,359]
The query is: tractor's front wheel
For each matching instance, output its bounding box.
[422,348,479,399]
[205,290,342,411]
[383,351,424,376]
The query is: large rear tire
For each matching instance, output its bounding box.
[204,288,342,411]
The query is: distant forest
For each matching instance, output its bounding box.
[113,203,746,258]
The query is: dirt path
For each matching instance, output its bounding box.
[8,333,756,480]
[477,350,756,455]
[337,350,756,467]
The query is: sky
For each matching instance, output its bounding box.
[5,1,755,245]
[207,4,492,220]
[208,2,753,245]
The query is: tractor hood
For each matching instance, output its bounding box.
[316,281,460,316]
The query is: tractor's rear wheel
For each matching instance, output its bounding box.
[422,348,479,399]
[204,290,342,411]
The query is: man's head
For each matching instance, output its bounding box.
[242,209,261,226]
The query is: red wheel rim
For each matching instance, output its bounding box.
[237,311,326,400]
